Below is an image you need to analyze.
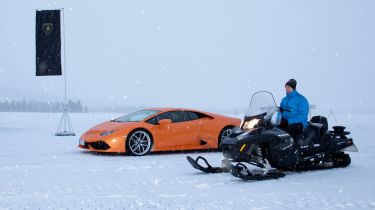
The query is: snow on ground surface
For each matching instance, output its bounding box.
[0,111,374,210]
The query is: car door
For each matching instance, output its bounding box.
[187,111,217,146]
[151,111,201,148]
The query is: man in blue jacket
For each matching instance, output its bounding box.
[280,79,309,140]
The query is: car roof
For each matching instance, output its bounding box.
[145,107,207,113]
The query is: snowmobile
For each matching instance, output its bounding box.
[187,91,358,181]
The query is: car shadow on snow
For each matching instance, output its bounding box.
[78,149,221,157]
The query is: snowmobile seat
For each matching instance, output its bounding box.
[310,116,328,135]
[298,122,323,146]
[309,122,323,130]
[298,126,316,146]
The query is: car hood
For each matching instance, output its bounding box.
[82,121,139,136]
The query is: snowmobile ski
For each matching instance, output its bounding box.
[186,156,230,173]
[230,162,286,181]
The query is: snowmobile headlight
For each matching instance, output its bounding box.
[100,130,116,137]
[243,119,260,130]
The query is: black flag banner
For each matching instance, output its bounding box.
[36,10,62,76]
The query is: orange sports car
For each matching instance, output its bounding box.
[78,108,241,155]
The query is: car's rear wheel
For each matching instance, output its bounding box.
[218,126,234,150]
[127,129,153,156]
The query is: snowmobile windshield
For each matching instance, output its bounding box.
[244,91,281,126]
[245,91,277,117]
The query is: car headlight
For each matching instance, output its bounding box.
[100,130,116,137]
[79,139,85,146]
[243,119,260,130]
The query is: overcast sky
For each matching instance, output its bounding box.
[0,0,374,113]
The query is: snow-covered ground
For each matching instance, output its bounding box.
[0,112,374,209]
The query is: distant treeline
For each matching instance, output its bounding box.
[0,99,88,113]
[90,105,146,113]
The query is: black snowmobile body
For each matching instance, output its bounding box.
[221,119,355,171]
[221,126,298,170]
[187,91,357,181]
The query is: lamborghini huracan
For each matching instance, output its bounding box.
[78,108,241,156]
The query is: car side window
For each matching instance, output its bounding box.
[186,111,199,121]
[149,112,180,123]
[146,112,172,125]
[152,111,189,123]
[188,111,213,120]
[145,117,158,125]
[169,111,187,123]
[156,112,173,122]
[146,111,210,125]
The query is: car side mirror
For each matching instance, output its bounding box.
[158,119,172,126]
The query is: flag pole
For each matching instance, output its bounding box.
[56,8,75,136]
[63,8,67,115]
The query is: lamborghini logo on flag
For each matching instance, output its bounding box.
[43,23,53,35]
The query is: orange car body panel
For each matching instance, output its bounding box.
[79,108,241,153]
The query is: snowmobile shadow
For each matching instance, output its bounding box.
[188,170,287,184]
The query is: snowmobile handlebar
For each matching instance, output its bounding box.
[278,106,291,113]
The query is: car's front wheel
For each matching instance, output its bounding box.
[127,129,153,156]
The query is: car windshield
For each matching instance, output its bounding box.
[113,110,160,122]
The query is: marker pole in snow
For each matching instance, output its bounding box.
[55,8,75,136]
[327,110,338,124]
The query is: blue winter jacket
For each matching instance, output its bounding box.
[280,90,309,128]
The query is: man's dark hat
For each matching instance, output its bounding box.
[285,79,297,90]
